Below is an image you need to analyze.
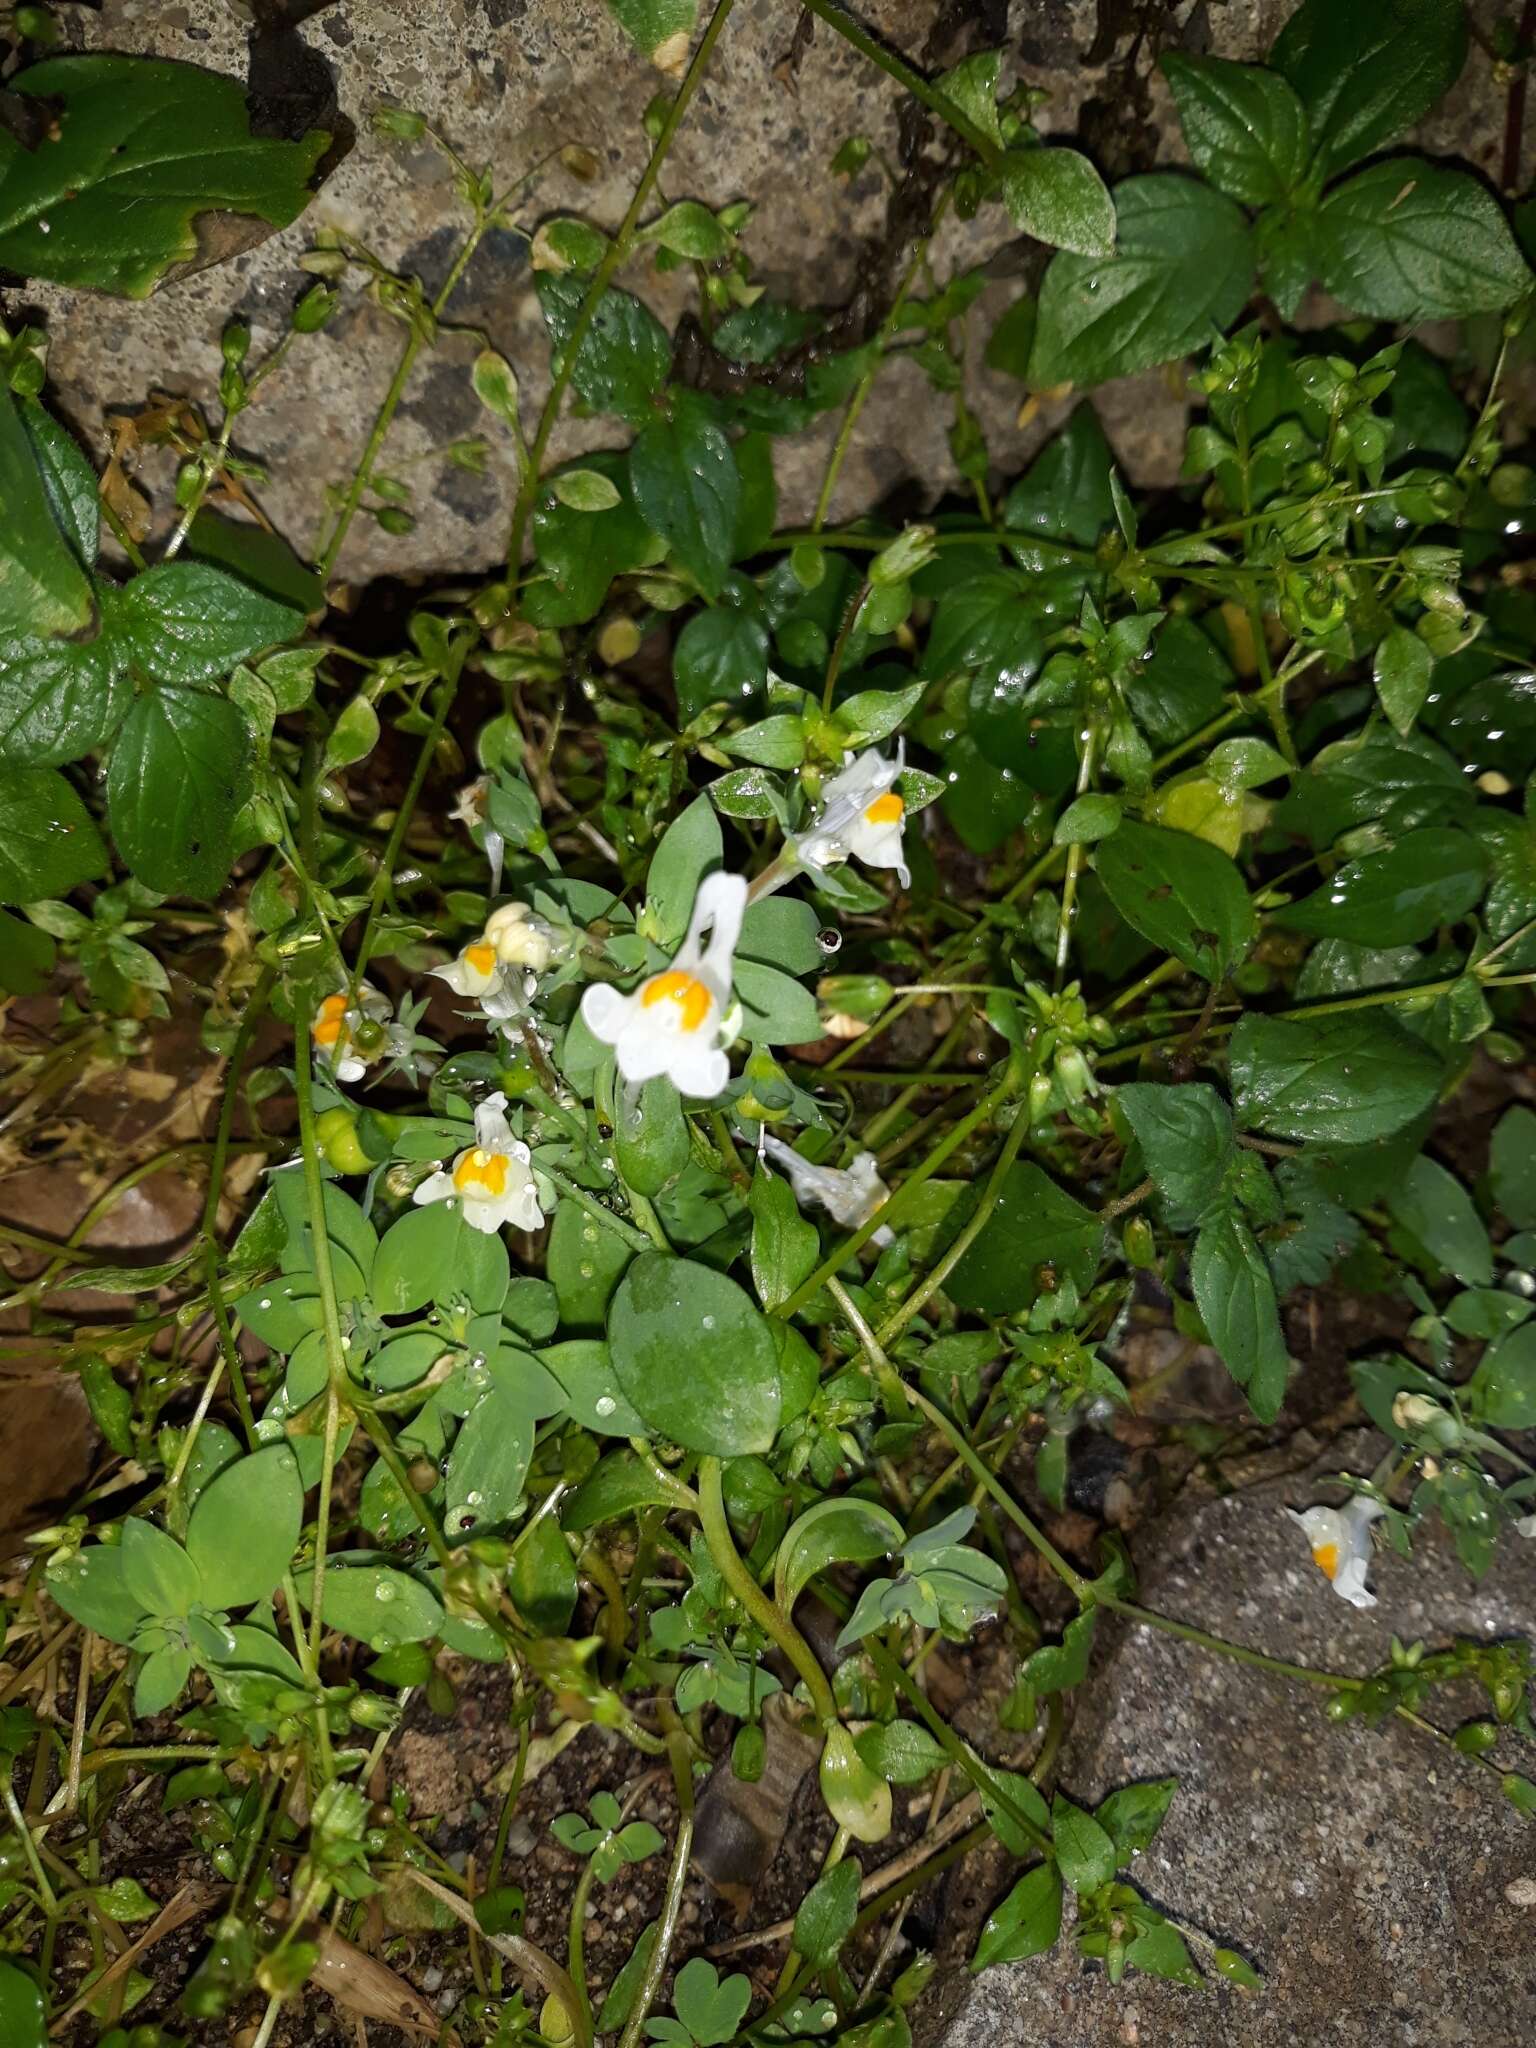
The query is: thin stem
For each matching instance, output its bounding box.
[697,1458,837,1726]
[506,0,738,590]
[617,1713,696,2048]
[794,0,1002,164]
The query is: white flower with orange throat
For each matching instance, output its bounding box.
[793,747,910,888]
[411,1091,544,1235]
[580,871,745,1099]
[431,935,503,1000]
[1288,1493,1385,1609]
[311,983,391,1083]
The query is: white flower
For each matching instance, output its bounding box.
[485,900,559,974]
[793,747,910,888]
[411,1092,544,1235]
[763,1133,893,1243]
[312,983,390,1083]
[1516,1514,1536,1540]
[1288,1494,1385,1609]
[580,871,745,1098]
[431,938,502,999]
[451,775,505,894]
[451,777,489,830]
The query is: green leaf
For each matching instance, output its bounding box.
[0,384,95,636]
[608,1253,781,1456]
[749,1165,820,1311]
[1021,1609,1096,1697]
[46,1546,147,1645]
[1050,1793,1118,1892]
[1491,1105,1536,1230]
[642,198,730,260]
[1270,0,1468,181]
[1028,176,1253,390]
[999,147,1116,257]
[91,1875,160,1923]
[0,55,329,295]
[793,1857,861,1970]
[186,1447,303,1611]
[602,0,697,69]
[1094,1777,1177,1860]
[615,1074,690,1198]
[116,562,301,686]
[977,1764,1051,1855]
[738,895,826,976]
[1213,1947,1263,1990]
[1125,1917,1201,1986]
[1374,628,1434,737]
[1281,827,1486,945]
[509,1514,578,1636]
[185,509,325,616]
[120,1518,200,1619]
[444,1369,534,1538]
[526,452,658,628]
[734,959,822,1046]
[546,1202,634,1328]
[1386,1155,1492,1285]
[598,1920,658,2033]
[0,1961,46,2048]
[971,1863,1063,1972]
[1470,1322,1536,1428]
[1002,403,1116,549]
[774,1496,906,1613]
[535,273,672,422]
[540,1339,646,1436]
[302,1564,444,1651]
[134,1644,192,1719]
[1311,160,1531,320]
[106,688,251,896]
[0,620,129,768]
[854,1718,950,1785]
[0,909,53,994]
[644,793,723,948]
[1116,1082,1235,1230]
[937,49,1004,150]
[671,1957,751,2048]
[561,1450,681,1530]
[20,397,99,565]
[1231,1013,1442,1149]
[0,765,107,903]
[1191,1208,1289,1421]
[629,391,741,601]
[1053,792,1121,845]
[1095,820,1255,981]
[551,467,622,512]
[370,1202,465,1315]
[1160,55,1310,206]
[674,602,769,724]
[940,1161,1101,1315]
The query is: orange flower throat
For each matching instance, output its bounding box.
[641,970,712,1033]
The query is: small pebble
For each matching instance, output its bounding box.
[1505,1877,1536,1908]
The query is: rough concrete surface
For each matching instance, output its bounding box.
[941,1431,1536,2048]
[16,1,1516,585]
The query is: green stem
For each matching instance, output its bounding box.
[350,671,462,990]
[1,1778,57,1913]
[195,966,274,1453]
[290,988,353,1730]
[697,1458,837,1726]
[539,1168,656,1254]
[617,1713,696,2048]
[794,0,1002,163]
[505,0,738,590]
[774,1062,1021,1319]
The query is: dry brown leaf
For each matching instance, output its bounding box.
[314,1927,440,2036]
